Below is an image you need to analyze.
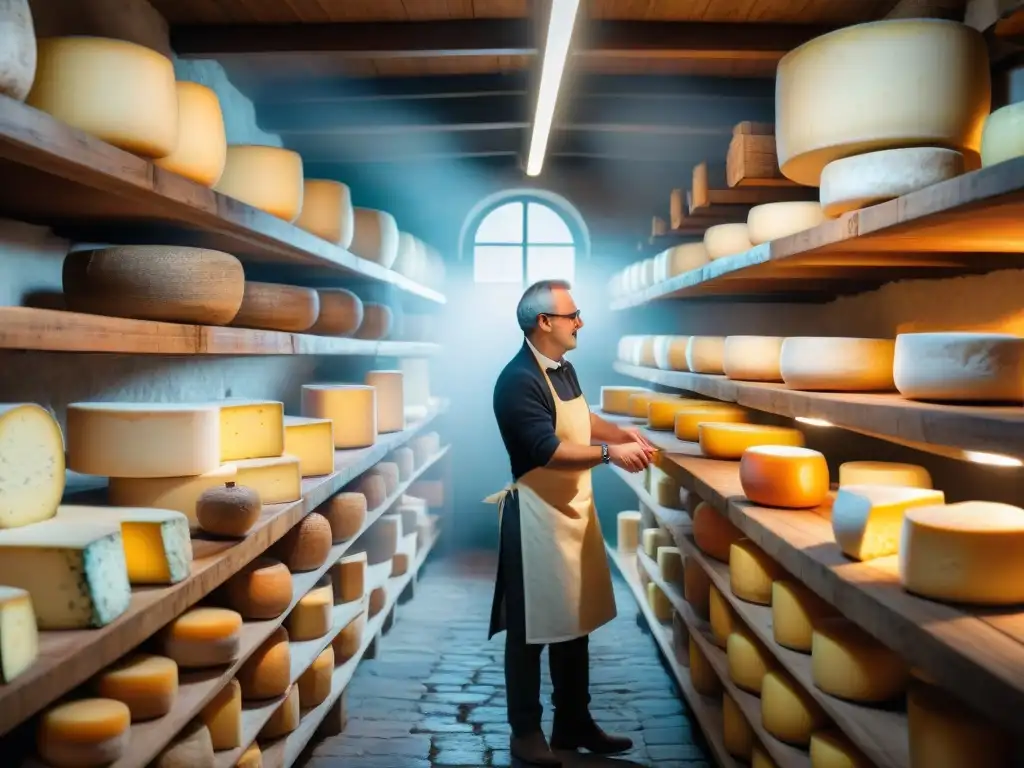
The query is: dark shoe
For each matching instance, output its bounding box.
[510,731,563,766]
[551,719,633,756]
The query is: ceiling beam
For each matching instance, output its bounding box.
[886,0,966,18]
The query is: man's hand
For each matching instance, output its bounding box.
[620,425,656,453]
[609,442,652,473]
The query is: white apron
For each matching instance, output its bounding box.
[486,365,617,644]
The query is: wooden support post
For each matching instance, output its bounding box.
[669,189,685,230]
[366,628,383,660]
[400,572,418,604]
[315,689,349,740]
[651,216,668,237]
[382,604,396,634]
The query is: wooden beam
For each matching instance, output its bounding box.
[886,0,967,18]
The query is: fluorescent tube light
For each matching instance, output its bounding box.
[526,0,580,177]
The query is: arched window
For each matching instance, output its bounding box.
[471,198,577,285]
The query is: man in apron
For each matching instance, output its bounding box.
[488,279,656,766]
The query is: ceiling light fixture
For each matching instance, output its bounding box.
[962,450,1022,467]
[796,417,834,427]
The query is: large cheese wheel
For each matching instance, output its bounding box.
[780,337,896,391]
[772,579,836,653]
[322,492,367,543]
[0,1,34,102]
[739,446,829,509]
[811,617,909,702]
[302,384,377,449]
[29,36,177,158]
[894,332,1024,402]
[667,242,709,276]
[899,501,1024,605]
[723,336,785,382]
[704,223,753,260]
[62,246,245,326]
[683,556,711,618]
[819,147,964,218]
[288,583,333,640]
[154,82,227,187]
[908,680,1012,768]
[810,731,872,768]
[775,19,990,186]
[730,540,785,605]
[600,386,649,415]
[628,391,677,419]
[761,670,828,746]
[617,511,641,552]
[699,423,804,460]
[652,336,689,371]
[981,101,1024,168]
[0,403,64,529]
[355,303,394,340]
[230,281,320,333]
[689,637,721,696]
[838,461,932,489]
[693,502,743,562]
[648,398,706,431]
[365,370,405,433]
[674,405,748,442]
[635,337,657,367]
[728,629,777,693]
[333,611,366,662]
[351,208,400,269]
[307,289,363,337]
[296,180,355,247]
[832,485,945,561]
[686,336,727,374]
[747,202,825,244]
[214,145,304,222]
[709,584,738,648]
[723,692,755,760]
[162,608,242,669]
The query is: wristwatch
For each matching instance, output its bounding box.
[601,443,610,464]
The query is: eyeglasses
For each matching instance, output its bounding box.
[541,310,582,321]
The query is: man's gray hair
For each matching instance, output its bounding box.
[516,279,572,333]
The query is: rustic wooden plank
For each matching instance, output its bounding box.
[727,132,795,188]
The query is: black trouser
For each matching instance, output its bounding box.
[498,493,592,736]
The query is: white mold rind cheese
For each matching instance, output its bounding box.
[894,333,1024,403]
[780,337,896,391]
[723,336,785,382]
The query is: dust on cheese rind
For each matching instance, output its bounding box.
[217,400,285,462]
[214,145,304,222]
[811,617,910,702]
[0,586,37,683]
[0,519,130,629]
[704,223,753,261]
[832,485,945,561]
[981,101,1024,168]
[739,446,829,509]
[365,370,406,434]
[727,630,776,694]
[95,653,178,722]
[0,403,65,530]
[287,583,333,641]
[688,637,721,697]
[296,179,355,247]
[108,465,237,529]
[722,691,755,760]
[57,505,192,585]
[685,336,727,374]
[709,584,737,648]
[730,539,786,605]
[894,333,1024,403]
[199,677,241,749]
[154,81,227,187]
[838,461,931,489]
[723,336,785,382]
[810,731,873,768]
[772,579,836,653]
[760,670,827,746]
[301,384,378,449]
[698,423,804,461]
[780,337,895,392]
[222,454,302,504]
[747,201,825,244]
[674,405,748,442]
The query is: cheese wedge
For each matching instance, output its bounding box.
[832,485,945,561]
[217,400,284,462]
[283,416,335,477]
[222,455,301,504]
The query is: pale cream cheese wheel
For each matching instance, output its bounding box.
[215,145,304,222]
[981,101,1024,168]
[154,81,227,188]
[780,337,896,391]
[894,332,1024,402]
[747,201,825,244]
[704,223,753,261]
[296,180,355,247]
[351,208,400,269]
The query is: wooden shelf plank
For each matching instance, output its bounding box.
[0,95,444,304]
[0,405,448,738]
[612,361,1024,458]
[0,307,440,356]
[612,156,1024,307]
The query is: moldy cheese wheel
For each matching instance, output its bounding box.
[154,81,227,187]
[740,446,829,509]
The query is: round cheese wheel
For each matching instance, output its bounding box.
[652,335,690,371]
[298,646,334,709]
[394,233,425,279]
[351,208,400,269]
[752,744,779,768]
[196,482,261,538]
[693,502,743,562]
[683,556,711,618]
[154,721,214,768]
[908,680,1012,768]
[307,289,363,337]
[154,82,226,187]
[776,19,990,186]
[739,446,829,509]
[780,337,896,391]
[699,423,805,460]
[647,582,672,622]
[302,384,377,449]
[810,730,872,768]
[772,579,836,653]
[355,303,394,340]
[723,336,785,382]
[200,678,241,751]
[747,201,825,244]
[723,691,754,760]
[819,147,965,217]
[709,584,738,648]
[163,608,242,669]
[333,612,366,662]
[761,670,828,746]
[335,552,367,604]
[230,281,320,333]
[288,583,333,641]
[0,403,65,529]
[29,36,178,158]
[323,492,367,542]
[392,447,415,481]
[674,406,748,442]
[730,540,786,605]
[94,653,178,722]
[666,242,709,276]
[894,332,1024,402]
[686,336,727,374]
[838,460,932,489]
[296,180,355,247]
[215,145,304,221]
[899,501,1024,605]
[811,617,909,702]
[689,637,721,697]
[617,511,641,552]
[38,697,131,767]
[635,336,657,367]
[369,585,387,616]
[704,223,753,260]
[224,557,293,619]
[600,386,649,415]
[0,1,35,102]
[981,101,1024,168]
[62,245,245,326]
[648,398,707,431]
[357,473,387,510]
[260,683,300,739]
[370,462,400,496]
[238,626,291,700]
[728,629,776,694]
[275,512,332,572]
[628,391,678,420]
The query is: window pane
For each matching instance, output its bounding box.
[475,202,523,244]
[526,245,575,285]
[527,202,573,244]
[474,245,524,284]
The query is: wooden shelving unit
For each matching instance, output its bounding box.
[0,96,444,304]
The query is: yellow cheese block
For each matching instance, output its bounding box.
[322,491,367,543]
[812,617,909,702]
[299,645,334,709]
[0,586,38,683]
[761,670,828,746]
[739,446,829,509]
[672,611,689,667]
[894,332,1024,403]
[333,552,367,604]
[709,584,738,648]
[674,406,748,442]
[723,691,755,760]
[617,511,641,553]
[683,556,711,618]
[810,730,872,768]
[705,223,753,260]
[647,398,707,430]
[908,680,1012,768]
[365,370,405,434]
[600,386,650,415]
[832,484,945,561]
[214,145,304,222]
[728,630,777,694]
[154,81,226,187]
[37,698,131,767]
[689,637,722,696]
[275,512,333,572]
[772,580,836,653]
[657,546,684,588]
[653,336,690,371]
[838,461,931,489]
[780,337,896,392]
[230,281,319,333]
[29,36,178,158]
[753,744,779,768]
[723,336,785,382]
[899,501,1024,605]
[237,743,262,768]
[302,384,378,449]
[647,582,672,622]
[296,180,355,247]
[200,678,242,750]
[730,540,786,605]
[162,607,242,669]
[218,400,284,462]
[747,201,825,244]
[686,336,727,374]
[108,465,237,529]
[260,683,300,739]
[238,626,290,701]
[643,527,672,559]
[288,583,333,641]
[0,403,65,529]
[333,611,366,662]
[692,503,743,562]
[95,653,178,722]
[981,101,1024,168]
[699,423,804,461]
[351,208,400,269]
[223,455,301,505]
[283,416,335,477]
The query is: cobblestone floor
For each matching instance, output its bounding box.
[303,551,713,768]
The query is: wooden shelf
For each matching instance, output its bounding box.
[604,546,739,768]
[0,307,440,356]
[612,156,1024,307]
[0,95,444,304]
[0,405,448,739]
[613,361,1024,459]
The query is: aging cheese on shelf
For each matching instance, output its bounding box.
[723,691,755,760]
[333,552,367,604]
[674,405,748,442]
[908,680,1012,768]
[811,617,909,702]
[894,332,1024,403]
[288,583,333,641]
[653,335,690,371]
[739,446,829,509]
[709,584,738,648]
[0,0,34,102]
[370,462,400,496]
[302,384,378,449]
[283,416,335,477]
[723,336,785,382]
[214,145,304,222]
[299,646,334,709]
[667,242,709,276]
[275,512,333,572]
[0,519,130,629]
[57,505,192,585]
[260,683,300,739]
[62,245,245,326]
[109,465,237,529]
[780,337,896,391]
[395,232,425,280]
[351,208,400,269]
[699,423,804,461]
[753,745,779,768]
[689,637,722,696]
[360,516,401,565]
[838,461,932,489]
[747,201,825,244]
[617,511,642,552]
[0,586,37,683]
[218,400,284,462]
[671,611,689,666]
[772,580,836,653]
[355,302,394,341]
[775,19,990,186]
[66,403,221,478]
[224,557,293,619]
[657,546,684,588]
[647,582,672,622]
[29,36,178,158]
[162,607,242,669]
[819,147,965,217]
[230,281,320,333]
[0,403,65,529]
[730,540,785,605]
[393,447,415,481]
[238,625,290,700]
[153,721,214,768]
[333,611,366,662]
[358,474,387,510]
[832,485,945,561]
[728,629,777,693]
[195,480,262,537]
[37,698,131,768]
[648,398,707,431]
[692,502,743,562]
[322,492,367,543]
[223,455,301,505]
[810,731,872,768]
[704,223,753,260]
[899,501,1024,605]
[685,336,727,375]
[199,677,241,750]
[392,550,411,576]
[237,743,262,768]
[369,585,387,616]
[365,370,405,433]
[642,527,672,559]
[981,101,1024,168]
[308,288,363,338]
[154,81,227,187]
[628,391,678,419]
[651,468,684,510]
[296,180,355,247]
[683,556,712,618]
[761,670,828,746]
[94,653,178,722]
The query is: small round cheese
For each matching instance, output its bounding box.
[288,583,333,641]
[894,332,1024,403]
[724,336,785,382]
[728,630,777,694]
[357,474,387,510]
[296,180,355,247]
[647,582,673,622]
[689,637,721,697]
[692,502,743,562]
[351,208,400,269]
[275,512,333,573]
[308,288,363,337]
[838,461,932,489]
[739,446,829,509]
[162,607,242,669]
[648,398,707,431]
[772,580,836,653]
[196,481,261,538]
[666,242,709,276]
[230,281,320,333]
[685,336,727,375]
[812,617,909,702]
[704,223,753,260]
[699,423,805,461]
[674,406,749,442]
[981,101,1024,168]
[0,403,65,529]
[224,557,292,619]
[299,646,334,709]
[761,670,828,746]
[642,527,672,559]
[723,691,755,760]
[355,303,394,340]
[683,556,712,618]
[333,612,366,662]
[899,502,1024,605]
[747,201,825,244]
[730,540,786,605]
[323,492,367,543]
[94,653,178,722]
[154,81,227,187]
[629,391,679,419]
[302,384,377,449]
[908,679,1012,768]
[617,511,641,553]
[810,730,872,768]
[0,0,34,102]
[709,584,738,648]
[656,546,684,588]
[780,337,896,391]
[215,145,304,222]
[260,683,300,739]
[37,697,131,767]
[832,485,945,561]
[200,678,242,751]
[238,626,291,700]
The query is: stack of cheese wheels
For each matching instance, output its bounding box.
[653,336,689,371]
[600,386,650,415]
[230,281,320,332]
[747,202,825,244]
[893,333,1024,402]
[831,485,945,561]
[674,404,747,442]
[728,628,777,693]
[704,223,753,260]
[740,446,829,509]
[723,336,785,382]
[811,617,909,702]
[154,82,227,187]
[648,398,707,431]
[302,384,377,449]
[365,370,405,433]
[667,242,709,277]
[762,670,828,746]
[28,36,178,158]
[686,336,727,374]
[981,101,1024,167]
[775,19,989,208]
[296,180,355,247]
[215,146,305,222]
[351,208,400,269]
[780,337,896,391]
[839,460,932,488]
[699,423,804,460]
[0,1,35,102]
